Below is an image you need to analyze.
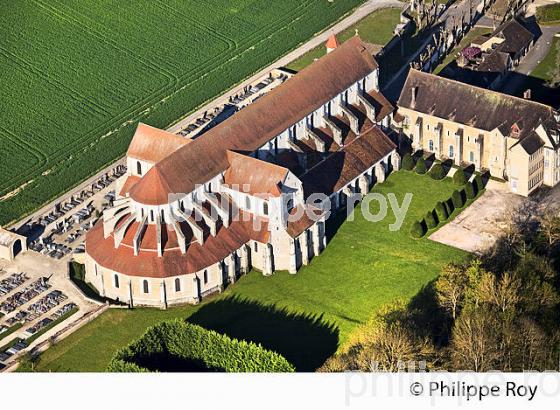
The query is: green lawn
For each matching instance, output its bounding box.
[287,8,401,71]
[537,3,560,25]
[531,37,560,84]
[33,171,468,372]
[433,27,493,74]
[508,37,559,106]
[0,0,365,225]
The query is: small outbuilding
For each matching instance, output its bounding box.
[0,227,27,261]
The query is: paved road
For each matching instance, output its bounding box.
[500,24,560,95]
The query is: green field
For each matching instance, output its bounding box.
[33,171,468,372]
[287,7,401,71]
[0,0,365,225]
[531,37,560,84]
[537,3,560,24]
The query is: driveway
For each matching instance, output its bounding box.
[429,187,525,253]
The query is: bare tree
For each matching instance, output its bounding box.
[435,263,470,319]
[451,309,499,371]
[477,271,521,314]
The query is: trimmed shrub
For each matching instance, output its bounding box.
[108,320,295,372]
[473,174,484,193]
[429,163,445,180]
[465,181,476,199]
[410,219,427,238]
[415,157,427,174]
[453,168,467,185]
[425,210,438,229]
[402,153,415,170]
[451,189,464,209]
[435,201,449,221]
[444,199,454,216]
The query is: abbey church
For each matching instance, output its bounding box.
[84,36,400,307]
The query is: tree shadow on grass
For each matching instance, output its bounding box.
[406,280,452,347]
[187,295,339,371]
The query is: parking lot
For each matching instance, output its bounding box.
[0,250,98,367]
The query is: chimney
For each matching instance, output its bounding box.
[523,89,531,99]
[411,86,418,107]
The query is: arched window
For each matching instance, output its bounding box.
[449,145,454,158]
[469,151,475,162]
[263,201,268,215]
[160,209,165,223]
[136,161,142,176]
[245,196,251,210]
[114,274,119,288]
[175,278,181,292]
[143,280,149,294]
[254,242,258,252]
[428,140,434,151]
[150,210,154,222]
[203,270,208,284]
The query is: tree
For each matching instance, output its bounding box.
[425,210,438,229]
[539,208,560,248]
[402,153,415,170]
[415,157,427,174]
[464,181,476,199]
[450,308,500,371]
[473,174,484,193]
[476,271,521,314]
[435,263,470,320]
[453,168,467,185]
[435,201,449,222]
[320,301,437,372]
[451,190,463,209]
[429,163,445,180]
[410,220,427,238]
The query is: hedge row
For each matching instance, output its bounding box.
[402,154,447,180]
[108,319,295,372]
[410,179,482,238]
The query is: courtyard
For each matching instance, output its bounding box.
[31,171,469,372]
[429,185,525,253]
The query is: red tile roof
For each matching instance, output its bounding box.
[129,36,379,205]
[129,166,173,205]
[86,211,270,278]
[301,126,396,196]
[326,33,339,50]
[286,205,324,238]
[118,175,142,197]
[127,123,190,163]
[223,151,288,197]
